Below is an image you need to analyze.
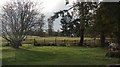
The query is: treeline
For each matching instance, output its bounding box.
[1,0,120,49]
[27,30,62,37]
[48,1,120,47]
[27,2,120,47]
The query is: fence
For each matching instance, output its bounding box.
[2,37,112,47]
[22,38,101,47]
[29,39,79,46]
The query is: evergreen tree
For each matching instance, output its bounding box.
[93,2,120,47]
[70,1,98,46]
[48,17,54,36]
[50,0,98,46]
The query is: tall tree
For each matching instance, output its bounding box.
[48,17,54,36]
[74,1,98,46]
[36,14,45,36]
[50,0,98,46]
[1,1,43,49]
[93,2,120,47]
[106,2,120,46]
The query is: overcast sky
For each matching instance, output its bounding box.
[0,0,119,31]
[0,0,76,31]
[41,0,77,31]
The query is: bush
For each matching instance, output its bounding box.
[106,50,120,58]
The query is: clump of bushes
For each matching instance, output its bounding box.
[105,43,120,58]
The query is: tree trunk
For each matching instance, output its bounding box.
[12,44,19,49]
[19,44,22,46]
[11,42,21,49]
[79,29,84,46]
[100,32,105,47]
[79,2,85,46]
[117,34,120,46]
[117,24,120,46]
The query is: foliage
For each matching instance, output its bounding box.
[60,12,72,36]
[50,1,98,46]
[92,2,120,46]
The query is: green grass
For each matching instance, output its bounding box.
[2,45,120,65]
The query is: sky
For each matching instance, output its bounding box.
[0,0,108,32]
[40,0,77,31]
[0,0,76,31]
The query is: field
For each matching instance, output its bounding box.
[1,45,120,65]
[1,36,108,47]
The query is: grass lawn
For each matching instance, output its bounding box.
[1,45,120,65]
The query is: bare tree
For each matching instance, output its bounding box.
[0,1,43,49]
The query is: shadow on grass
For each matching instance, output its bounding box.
[2,48,63,65]
[2,46,120,66]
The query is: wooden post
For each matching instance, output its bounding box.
[74,40,76,46]
[84,40,86,45]
[94,37,96,46]
[90,37,92,46]
[55,37,57,45]
[64,39,66,46]
[44,39,46,45]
